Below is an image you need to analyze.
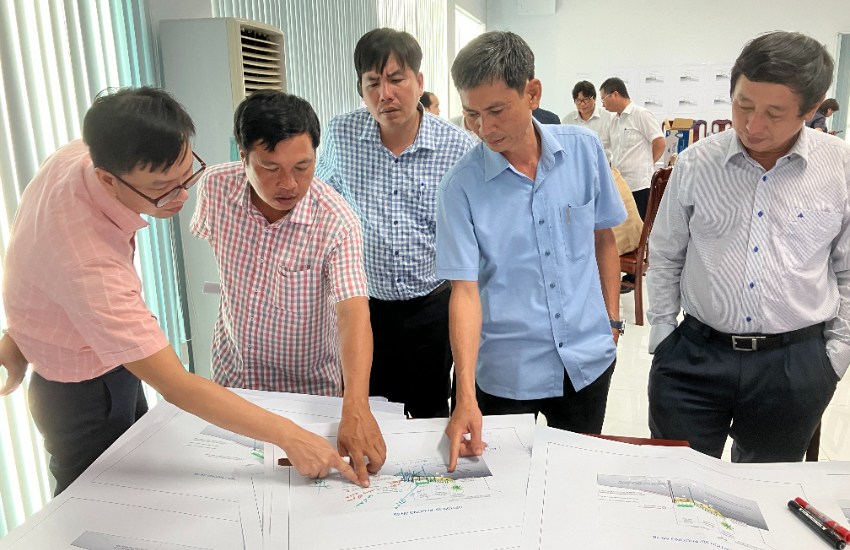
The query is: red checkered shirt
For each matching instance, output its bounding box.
[190,163,368,395]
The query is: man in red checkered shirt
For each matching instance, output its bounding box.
[191,91,385,483]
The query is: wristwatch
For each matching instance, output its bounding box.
[610,320,626,336]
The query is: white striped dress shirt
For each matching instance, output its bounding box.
[647,128,850,377]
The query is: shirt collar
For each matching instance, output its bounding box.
[227,167,315,226]
[620,102,635,117]
[358,103,436,153]
[83,156,150,235]
[723,126,810,167]
[482,117,566,183]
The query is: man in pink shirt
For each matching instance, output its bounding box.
[0,87,364,495]
[191,91,386,481]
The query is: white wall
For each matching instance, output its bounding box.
[486,0,850,124]
[447,0,488,118]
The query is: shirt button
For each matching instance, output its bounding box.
[538,219,545,225]
[393,190,398,195]
[393,221,398,225]
[394,251,399,256]
[549,283,555,288]
[746,316,752,322]
[558,342,563,348]
[762,176,767,182]
[258,258,265,263]
[749,282,755,288]
[396,278,401,283]
[753,246,758,252]
[545,251,551,256]
[757,211,763,217]
[265,229,271,233]
[555,313,561,319]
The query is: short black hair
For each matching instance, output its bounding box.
[83,87,195,176]
[599,78,629,99]
[572,80,596,101]
[731,31,834,116]
[451,31,534,95]
[817,98,840,115]
[354,28,422,97]
[233,91,321,155]
[420,91,434,108]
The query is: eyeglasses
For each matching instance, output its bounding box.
[111,152,207,208]
[574,97,594,105]
[600,93,612,103]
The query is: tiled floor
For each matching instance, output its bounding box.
[592,283,842,462]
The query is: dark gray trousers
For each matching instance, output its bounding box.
[29,367,148,495]
[648,321,838,462]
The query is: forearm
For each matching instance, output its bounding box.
[336,296,373,407]
[594,228,620,321]
[449,281,482,405]
[825,269,850,378]
[652,138,665,163]
[125,346,300,448]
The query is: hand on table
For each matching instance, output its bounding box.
[281,425,362,486]
[337,404,386,487]
[445,400,486,472]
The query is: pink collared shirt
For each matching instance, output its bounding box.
[3,140,170,382]
[190,163,368,395]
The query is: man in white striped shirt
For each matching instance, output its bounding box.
[647,31,850,463]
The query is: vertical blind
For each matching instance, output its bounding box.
[376,0,448,119]
[0,0,188,536]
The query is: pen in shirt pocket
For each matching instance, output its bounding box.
[567,204,571,225]
[418,182,426,200]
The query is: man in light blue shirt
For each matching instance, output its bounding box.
[438,32,626,469]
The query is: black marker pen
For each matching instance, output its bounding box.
[788,500,846,549]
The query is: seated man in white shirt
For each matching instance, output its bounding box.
[561,80,613,162]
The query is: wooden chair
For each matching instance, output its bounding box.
[691,120,707,142]
[619,167,672,325]
[711,119,732,134]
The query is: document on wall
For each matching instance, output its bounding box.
[266,415,535,550]
[520,426,844,550]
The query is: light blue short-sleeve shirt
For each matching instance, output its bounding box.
[436,121,627,399]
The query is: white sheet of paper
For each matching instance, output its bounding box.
[0,390,404,549]
[520,426,843,550]
[269,415,535,550]
[3,497,243,549]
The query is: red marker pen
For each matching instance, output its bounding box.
[796,497,850,543]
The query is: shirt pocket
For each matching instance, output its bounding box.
[560,200,595,261]
[275,266,323,315]
[777,209,841,270]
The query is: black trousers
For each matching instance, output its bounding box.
[648,321,838,462]
[632,188,650,221]
[476,362,615,433]
[368,286,452,418]
[28,367,148,495]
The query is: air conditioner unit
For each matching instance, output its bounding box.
[160,17,287,379]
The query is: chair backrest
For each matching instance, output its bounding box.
[711,119,732,134]
[691,120,707,142]
[636,167,673,264]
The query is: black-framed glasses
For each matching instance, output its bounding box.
[112,152,207,208]
[574,97,594,105]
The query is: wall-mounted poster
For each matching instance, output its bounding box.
[709,63,735,85]
[638,66,670,90]
[638,92,669,115]
[674,91,706,114]
[674,65,708,87]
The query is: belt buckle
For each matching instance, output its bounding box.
[732,335,765,351]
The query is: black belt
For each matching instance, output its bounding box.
[683,315,824,352]
[427,280,451,296]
